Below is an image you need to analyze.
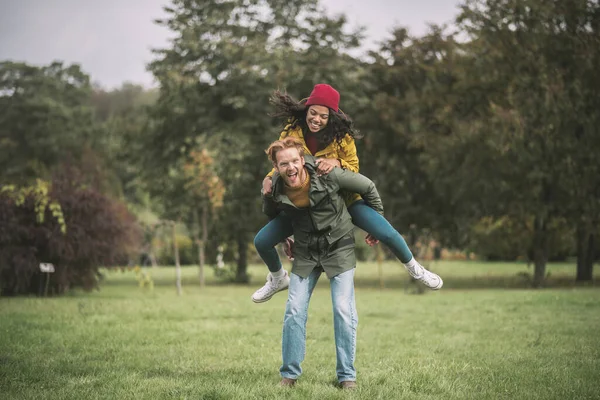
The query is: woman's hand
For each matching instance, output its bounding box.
[365,234,379,246]
[315,158,340,176]
[282,237,295,261]
[262,176,273,194]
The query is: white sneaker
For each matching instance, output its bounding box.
[251,270,290,303]
[404,261,443,290]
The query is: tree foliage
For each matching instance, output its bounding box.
[1,0,599,292]
[0,61,97,184]
[359,26,462,248]
[453,0,600,284]
[145,0,364,281]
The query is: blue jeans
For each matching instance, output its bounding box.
[254,201,414,272]
[280,268,358,382]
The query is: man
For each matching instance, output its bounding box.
[262,136,385,389]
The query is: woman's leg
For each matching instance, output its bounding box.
[348,200,413,263]
[252,213,295,303]
[253,213,294,273]
[348,200,443,289]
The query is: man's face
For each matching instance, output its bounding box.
[274,147,307,188]
[306,105,329,133]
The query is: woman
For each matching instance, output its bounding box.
[252,84,442,303]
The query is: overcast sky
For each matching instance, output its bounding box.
[0,0,461,89]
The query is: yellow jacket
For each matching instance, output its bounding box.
[266,125,359,176]
[266,124,361,205]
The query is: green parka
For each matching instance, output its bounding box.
[262,155,383,278]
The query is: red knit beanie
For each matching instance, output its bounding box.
[305,84,340,112]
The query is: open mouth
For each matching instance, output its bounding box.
[287,171,299,184]
[309,121,320,131]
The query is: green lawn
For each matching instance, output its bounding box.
[1,261,599,399]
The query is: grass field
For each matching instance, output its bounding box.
[1,261,599,399]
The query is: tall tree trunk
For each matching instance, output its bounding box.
[147,225,158,268]
[149,226,158,268]
[235,232,249,283]
[199,204,208,287]
[193,207,206,287]
[196,243,205,286]
[589,233,596,280]
[576,220,595,282]
[532,215,548,288]
[172,221,182,295]
[149,251,158,268]
[376,244,384,289]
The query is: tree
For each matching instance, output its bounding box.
[89,83,158,209]
[146,0,364,281]
[359,26,463,250]
[183,148,225,286]
[0,61,97,185]
[455,0,600,285]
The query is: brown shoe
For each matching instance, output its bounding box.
[340,381,357,390]
[280,378,297,387]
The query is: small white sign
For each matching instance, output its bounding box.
[39,263,55,273]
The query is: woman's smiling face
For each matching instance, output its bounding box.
[306,105,329,133]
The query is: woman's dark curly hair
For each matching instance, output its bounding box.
[269,90,362,145]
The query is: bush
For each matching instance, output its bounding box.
[469,216,574,261]
[468,216,530,261]
[0,178,141,296]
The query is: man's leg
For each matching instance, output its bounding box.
[348,200,443,290]
[330,268,358,384]
[280,268,321,381]
[252,213,294,303]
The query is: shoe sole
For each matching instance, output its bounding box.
[251,282,290,303]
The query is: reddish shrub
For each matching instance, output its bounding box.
[0,179,141,296]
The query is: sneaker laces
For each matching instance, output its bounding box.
[407,263,424,279]
[255,274,279,296]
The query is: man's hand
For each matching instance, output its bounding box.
[365,233,379,246]
[262,176,273,194]
[315,158,340,176]
[282,237,295,260]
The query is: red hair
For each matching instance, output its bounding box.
[265,137,305,164]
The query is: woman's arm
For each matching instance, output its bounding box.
[315,134,359,175]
